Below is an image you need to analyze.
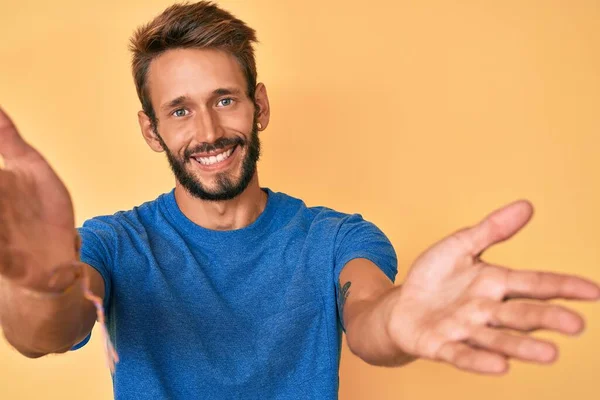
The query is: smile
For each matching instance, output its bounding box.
[192,146,236,166]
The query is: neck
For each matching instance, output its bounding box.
[173,173,267,231]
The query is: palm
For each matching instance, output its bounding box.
[388,201,600,374]
[0,108,77,291]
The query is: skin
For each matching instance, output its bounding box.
[0,109,103,357]
[341,202,600,373]
[137,48,271,231]
[0,47,599,375]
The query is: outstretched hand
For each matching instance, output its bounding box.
[386,200,600,374]
[0,107,79,292]
[0,108,118,371]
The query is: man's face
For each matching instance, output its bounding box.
[143,48,262,201]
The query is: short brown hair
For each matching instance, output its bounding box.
[129,1,258,128]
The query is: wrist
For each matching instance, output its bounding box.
[3,230,83,295]
[0,270,82,302]
[0,261,84,301]
[345,287,418,367]
[364,287,420,366]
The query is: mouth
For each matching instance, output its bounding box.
[190,145,238,170]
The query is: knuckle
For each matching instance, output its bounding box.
[439,316,469,341]
[419,331,443,359]
[471,272,506,300]
[455,348,474,369]
[539,305,557,326]
[519,303,541,325]
[461,298,497,325]
[449,228,475,253]
[524,271,543,288]
[515,337,531,356]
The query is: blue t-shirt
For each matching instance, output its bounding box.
[75,188,397,399]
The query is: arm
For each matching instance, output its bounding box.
[342,201,600,375]
[0,263,104,358]
[341,258,416,367]
[0,107,105,358]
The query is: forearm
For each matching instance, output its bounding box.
[346,289,418,367]
[0,277,93,357]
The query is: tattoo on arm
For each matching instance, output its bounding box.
[338,281,352,329]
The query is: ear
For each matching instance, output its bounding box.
[253,83,271,131]
[138,111,164,153]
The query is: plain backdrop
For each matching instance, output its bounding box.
[0,1,598,399]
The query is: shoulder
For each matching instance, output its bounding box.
[79,191,169,234]
[269,188,366,231]
[273,190,393,247]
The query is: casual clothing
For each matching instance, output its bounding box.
[74,188,397,399]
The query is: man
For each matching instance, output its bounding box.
[0,2,598,399]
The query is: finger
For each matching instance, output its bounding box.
[469,326,557,364]
[492,300,585,335]
[436,341,509,375]
[0,107,32,160]
[504,268,600,301]
[457,200,534,257]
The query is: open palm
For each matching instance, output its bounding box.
[0,107,79,292]
[387,200,600,374]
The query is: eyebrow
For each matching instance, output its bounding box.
[161,95,188,112]
[213,87,242,97]
[160,88,244,113]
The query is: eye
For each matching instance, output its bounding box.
[217,98,234,107]
[172,108,189,117]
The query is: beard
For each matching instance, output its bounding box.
[155,122,261,201]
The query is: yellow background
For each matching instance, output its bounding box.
[1,0,599,399]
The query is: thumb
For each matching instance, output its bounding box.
[0,106,33,161]
[465,199,534,257]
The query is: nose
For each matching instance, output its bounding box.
[193,107,223,144]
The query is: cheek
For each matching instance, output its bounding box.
[218,106,255,133]
[158,124,192,152]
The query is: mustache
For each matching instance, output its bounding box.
[184,136,245,158]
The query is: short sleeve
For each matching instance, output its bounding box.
[70,217,117,350]
[333,213,398,328]
[70,331,92,350]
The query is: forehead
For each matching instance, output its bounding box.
[147,48,247,106]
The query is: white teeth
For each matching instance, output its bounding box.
[195,147,234,166]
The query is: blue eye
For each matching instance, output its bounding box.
[217,98,233,107]
[172,109,189,117]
